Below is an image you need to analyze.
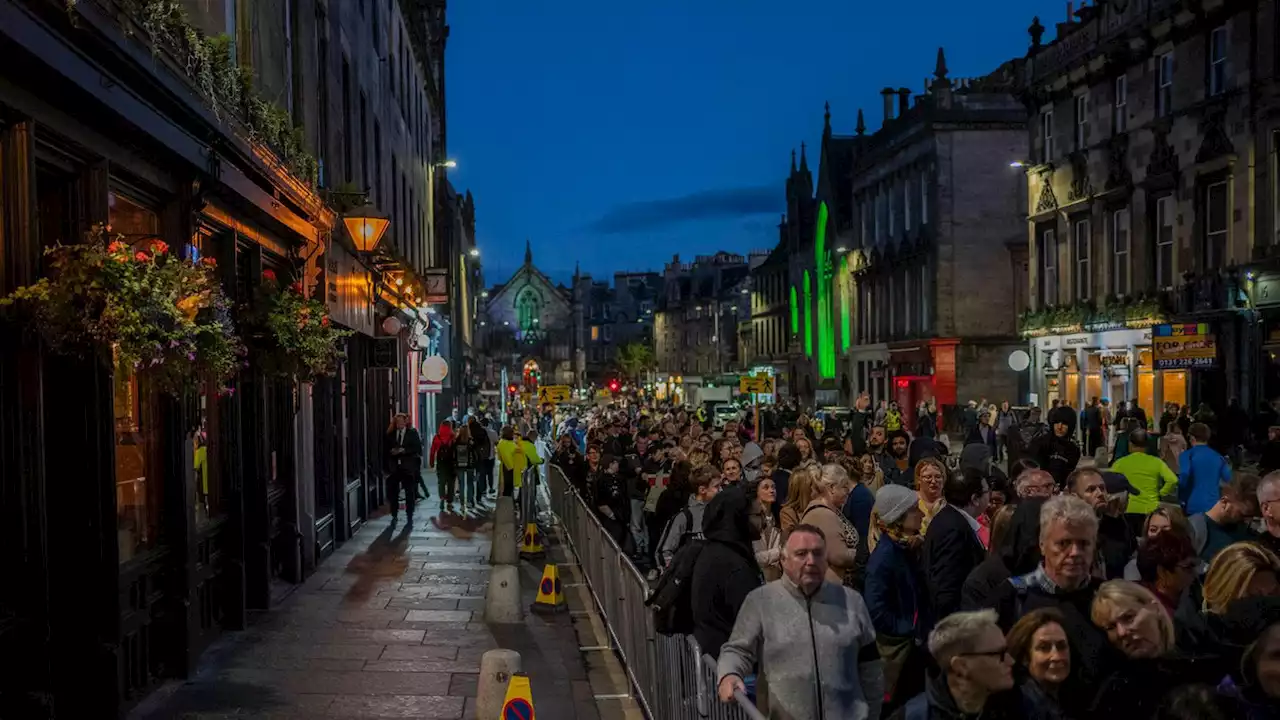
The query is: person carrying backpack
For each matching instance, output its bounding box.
[690,486,763,660]
[656,465,723,568]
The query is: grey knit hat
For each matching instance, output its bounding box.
[874,485,919,526]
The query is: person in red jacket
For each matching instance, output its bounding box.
[429,420,458,510]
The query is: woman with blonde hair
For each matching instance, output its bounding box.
[801,463,860,588]
[778,461,819,539]
[1203,541,1280,615]
[1089,580,1229,717]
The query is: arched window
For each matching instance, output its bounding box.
[516,288,541,335]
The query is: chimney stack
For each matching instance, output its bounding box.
[881,88,896,126]
[897,88,911,117]
[1067,1,1074,21]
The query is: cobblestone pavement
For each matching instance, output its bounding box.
[131,490,606,719]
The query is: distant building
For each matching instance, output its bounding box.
[847,51,1028,421]
[575,269,662,384]
[654,252,757,388]
[479,243,583,391]
[1018,1,1275,414]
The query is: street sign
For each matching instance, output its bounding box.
[536,385,572,404]
[739,374,774,394]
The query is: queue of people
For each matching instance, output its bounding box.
[547,394,1280,720]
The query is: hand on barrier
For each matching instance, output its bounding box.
[718,674,745,703]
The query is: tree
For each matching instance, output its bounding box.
[615,342,655,382]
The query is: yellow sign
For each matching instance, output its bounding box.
[739,374,774,394]
[536,385,572,404]
[532,563,566,614]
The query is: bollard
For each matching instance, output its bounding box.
[494,496,515,527]
[484,563,523,624]
[490,515,519,566]
[475,648,521,719]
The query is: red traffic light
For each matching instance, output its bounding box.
[508,384,517,394]
[608,380,620,392]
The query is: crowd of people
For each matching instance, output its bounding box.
[533,393,1280,720]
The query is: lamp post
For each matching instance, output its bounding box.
[342,203,391,254]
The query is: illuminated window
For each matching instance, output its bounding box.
[591,326,599,341]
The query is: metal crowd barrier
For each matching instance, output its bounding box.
[545,464,765,720]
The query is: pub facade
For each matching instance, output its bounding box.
[0,0,451,716]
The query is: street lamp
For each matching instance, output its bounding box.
[835,246,848,254]
[342,203,391,253]
[435,160,457,169]
[1009,161,1028,168]
[468,247,480,257]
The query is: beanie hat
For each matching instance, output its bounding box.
[874,485,919,526]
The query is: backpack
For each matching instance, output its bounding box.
[436,439,457,470]
[455,441,473,470]
[644,535,706,635]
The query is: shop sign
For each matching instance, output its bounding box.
[1036,336,1061,350]
[324,242,376,336]
[1153,323,1218,369]
[1254,274,1280,307]
[1062,334,1092,348]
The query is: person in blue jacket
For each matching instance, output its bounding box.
[865,484,931,714]
[1179,422,1232,515]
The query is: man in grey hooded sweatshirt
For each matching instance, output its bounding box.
[717,523,885,719]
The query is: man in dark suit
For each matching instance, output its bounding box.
[922,467,990,619]
[385,413,423,525]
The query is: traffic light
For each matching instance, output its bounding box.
[508,384,518,394]
[608,379,620,393]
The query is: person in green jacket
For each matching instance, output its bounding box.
[1110,428,1178,535]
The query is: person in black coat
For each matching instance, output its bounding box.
[1030,406,1081,490]
[385,413,423,524]
[690,486,763,659]
[922,468,990,620]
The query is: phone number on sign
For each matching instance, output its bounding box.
[1154,357,1217,369]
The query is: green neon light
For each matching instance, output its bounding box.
[803,270,813,357]
[814,202,835,379]
[839,255,850,353]
[789,286,799,334]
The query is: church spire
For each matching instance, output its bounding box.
[524,239,532,265]
[934,47,950,82]
[856,108,866,135]
[799,142,809,173]
[790,148,797,173]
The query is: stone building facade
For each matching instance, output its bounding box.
[846,52,1029,422]
[653,252,757,389]
[1018,0,1279,415]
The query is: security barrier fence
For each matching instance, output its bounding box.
[545,464,765,720]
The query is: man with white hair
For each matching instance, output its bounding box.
[892,610,1019,719]
[718,524,884,719]
[1013,468,1055,500]
[978,495,1112,716]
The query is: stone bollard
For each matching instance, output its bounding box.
[484,563,523,624]
[494,496,515,527]
[490,497,519,566]
[475,649,521,719]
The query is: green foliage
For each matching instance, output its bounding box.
[242,273,351,380]
[0,224,245,393]
[615,342,655,381]
[1019,295,1166,337]
[94,0,318,186]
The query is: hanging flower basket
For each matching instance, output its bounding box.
[0,223,245,393]
[243,270,350,380]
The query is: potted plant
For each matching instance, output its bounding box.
[243,270,350,380]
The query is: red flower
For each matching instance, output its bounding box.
[290,281,303,294]
[262,269,277,282]
[150,240,169,254]
[320,316,330,328]
[201,257,217,267]
[134,251,150,262]
[107,241,126,253]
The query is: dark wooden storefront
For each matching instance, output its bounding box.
[0,1,356,716]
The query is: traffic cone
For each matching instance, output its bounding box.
[501,672,537,719]
[519,522,544,559]
[531,563,566,614]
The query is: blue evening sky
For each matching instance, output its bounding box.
[445,1,1066,287]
